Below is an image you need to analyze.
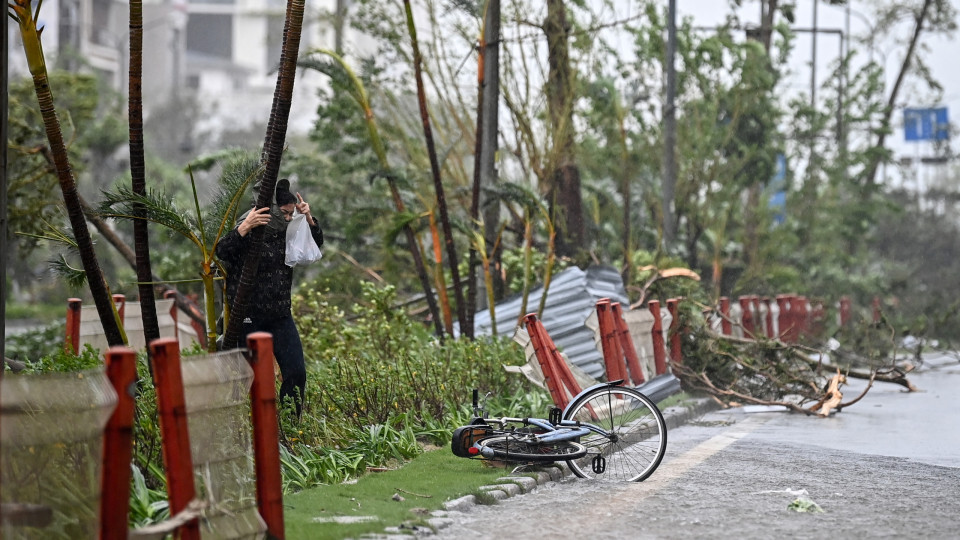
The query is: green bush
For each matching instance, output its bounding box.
[294,283,526,432]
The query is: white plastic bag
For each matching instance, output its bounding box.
[285,212,322,267]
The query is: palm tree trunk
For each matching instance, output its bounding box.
[222,0,306,349]
[129,0,161,355]
[403,0,468,337]
[10,0,125,347]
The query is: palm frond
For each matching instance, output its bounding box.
[50,254,87,289]
[208,151,261,241]
[483,182,544,212]
[368,169,414,191]
[15,216,79,249]
[186,147,250,173]
[298,53,365,105]
[97,185,199,244]
[384,210,426,246]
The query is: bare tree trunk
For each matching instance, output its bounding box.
[662,0,677,250]
[466,19,486,339]
[403,0,468,337]
[618,104,631,285]
[742,0,778,271]
[1,5,9,367]
[480,0,503,302]
[864,0,934,186]
[467,0,502,336]
[545,0,585,258]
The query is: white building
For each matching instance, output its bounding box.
[7,0,375,146]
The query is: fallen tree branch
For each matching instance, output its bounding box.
[671,362,818,416]
[837,370,876,411]
[702,327,917,391]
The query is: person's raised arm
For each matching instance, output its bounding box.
[295,192,316,226]
[237,206,272,236]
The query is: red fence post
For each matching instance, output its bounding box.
[596,300,628,383]
[775,295,791,342]
[524,314,571,409]
[65,298,82,354]
[246,332,285,540]
[100,347,138,540]
[809,300,826,338]
[666,298,682,365]
[112,294,126,326]
[763,297,775,338]
[796,296,809,339]
[719,297,732,336]
[738,296,754,338]
[648,301,668,376]
[150,338,200,540]
[839,296,852,327]
[611,303,645,385]
[751,296,763,337]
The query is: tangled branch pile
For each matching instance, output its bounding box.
[672,310,917,417]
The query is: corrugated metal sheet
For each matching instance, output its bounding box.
[473,265,630,379]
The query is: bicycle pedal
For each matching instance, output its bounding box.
[592,455,606,474]
[548,407,562,425]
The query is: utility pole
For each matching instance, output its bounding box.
[662,0,677,249]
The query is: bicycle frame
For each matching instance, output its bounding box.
[474,416,608,450]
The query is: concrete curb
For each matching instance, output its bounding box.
[373,396,720,538]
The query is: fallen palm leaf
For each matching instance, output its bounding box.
[788,497,824,513]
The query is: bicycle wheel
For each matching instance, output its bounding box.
[563,386,667,481]
[476,433,587,462]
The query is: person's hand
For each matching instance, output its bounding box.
[296,192,316,226]
[238,206,271,236]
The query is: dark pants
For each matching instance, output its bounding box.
[242,314,306,417]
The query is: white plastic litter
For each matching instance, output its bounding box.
[285,212,323,267]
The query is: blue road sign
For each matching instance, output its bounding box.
[904,107,949,141]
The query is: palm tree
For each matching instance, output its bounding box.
[299,49,445,339]
[222,0,306,349]
[128,0,161,352]
[9,0,125,347]
[99,153,261,351]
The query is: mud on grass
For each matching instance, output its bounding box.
[283,447,528,539]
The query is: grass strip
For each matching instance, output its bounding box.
[283,447,520,539]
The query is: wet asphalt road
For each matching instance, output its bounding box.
[430,352,960,539]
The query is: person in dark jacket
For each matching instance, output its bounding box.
[216,179,323,416]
